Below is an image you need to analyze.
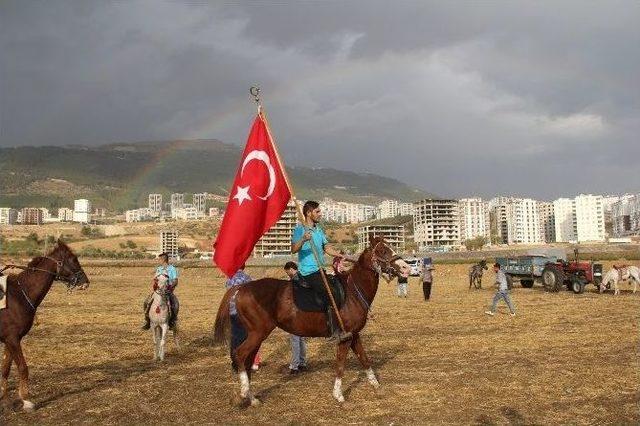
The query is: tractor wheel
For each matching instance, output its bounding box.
[542,266,564,292]
[571,280,586,294]
[521,280,534,289]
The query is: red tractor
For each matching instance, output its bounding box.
[540,248,603,294]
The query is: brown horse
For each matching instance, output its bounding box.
[213,236,410,405]
[0,240,89,411]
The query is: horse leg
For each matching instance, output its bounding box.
[5,339,34,411]
[478,276,482,289]
[159,323,168,361]
[235,332,265,406]
[350,333,379,388]
[1,346,12,402]
[152,325,159,360]
[333,340,351,403]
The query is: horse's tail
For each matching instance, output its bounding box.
[213,288,233,346]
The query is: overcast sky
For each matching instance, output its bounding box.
[1,1,638,199]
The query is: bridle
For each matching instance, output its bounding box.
[1,254,85,289]
[369,241,403,279]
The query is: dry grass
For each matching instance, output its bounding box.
[1,263,638,425]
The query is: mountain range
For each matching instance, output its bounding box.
[0,140,433,211]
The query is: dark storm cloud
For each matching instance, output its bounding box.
[1,0,638,198]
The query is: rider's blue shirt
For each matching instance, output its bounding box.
[155,265,178,284]
[292,223,328,276]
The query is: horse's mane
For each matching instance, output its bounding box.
[27,256,47,268]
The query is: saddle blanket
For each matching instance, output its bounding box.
[0,275,7,310]
[292,274,346,313]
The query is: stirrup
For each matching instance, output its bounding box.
[338,331,353,342]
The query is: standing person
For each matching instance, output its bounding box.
[284,261,307,374]
[422,258,434,301]
[396,274,408,298]
[225,266,262,371]
[291,200,351,341]
[485,263,516,316]
[143,252,179,330]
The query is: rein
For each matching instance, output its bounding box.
[1,255,84,289]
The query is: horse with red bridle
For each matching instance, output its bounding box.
[213,236,410,406]
[0,240,89,411]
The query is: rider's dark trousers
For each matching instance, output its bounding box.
[230,314,247,371]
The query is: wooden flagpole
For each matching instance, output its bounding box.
[252,87,349,337]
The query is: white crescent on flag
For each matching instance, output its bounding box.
[241,150,276,200]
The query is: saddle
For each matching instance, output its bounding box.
[292,273,346,312]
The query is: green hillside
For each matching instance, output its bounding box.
[0,140,433,211]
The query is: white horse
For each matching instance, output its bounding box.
[149,274,180,361]
[600,266,639,295]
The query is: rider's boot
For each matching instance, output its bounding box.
[326,307,352,343]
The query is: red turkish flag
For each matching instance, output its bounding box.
[213,113,291,277]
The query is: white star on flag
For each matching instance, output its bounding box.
[233,185,252,205]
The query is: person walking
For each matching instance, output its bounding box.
[421,259,434,301]
[396,274,408,298]
[485,263,516,316]
[284,261,308,374]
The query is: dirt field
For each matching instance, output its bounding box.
[1,262,638,424]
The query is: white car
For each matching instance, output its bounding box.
[405,258,422,277]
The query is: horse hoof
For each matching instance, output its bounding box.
[333,394,345,403]
[22,400,36,411]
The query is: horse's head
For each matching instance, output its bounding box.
[366,236,410,279]
[154,273,171,295]
[49,239,90,289]
[480,259,488,270]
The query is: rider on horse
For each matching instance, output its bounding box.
[142,252,179,330]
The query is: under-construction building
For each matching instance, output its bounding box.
[356,225,405,253]
[160,231,179,260]
[413,199,460,250]
[253,203,298,257]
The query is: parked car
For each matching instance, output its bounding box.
[405,258,422,276]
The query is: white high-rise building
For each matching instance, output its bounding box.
[73,199,92,223]
[458,198,490,242]
[321,198,375,224]
[554,195,605,242]
[170,193,184,212]
[148,194,162,212]
[0,208,18,225]
[399,202,414,217]
[490,197,540,244]
[57,208,74,222]
[193,193,207,214]
[378,200,399,219]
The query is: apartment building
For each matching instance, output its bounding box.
[170,193,185,212]
[490,197,540,244]
[160,231,179,259]
[0,208,18,225]
[21,208,43,225]
[537,201,556,243]
[357,225,405,253]
[253,203,297,257]
[193,193,207,214]
[458,198,490,242]
[148,194,162,212]
[413,199,460,250]
[554,194,605,242]
[73,199,92,223]
[611,194,640,236]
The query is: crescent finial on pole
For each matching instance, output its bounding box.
[250,86,261,113]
